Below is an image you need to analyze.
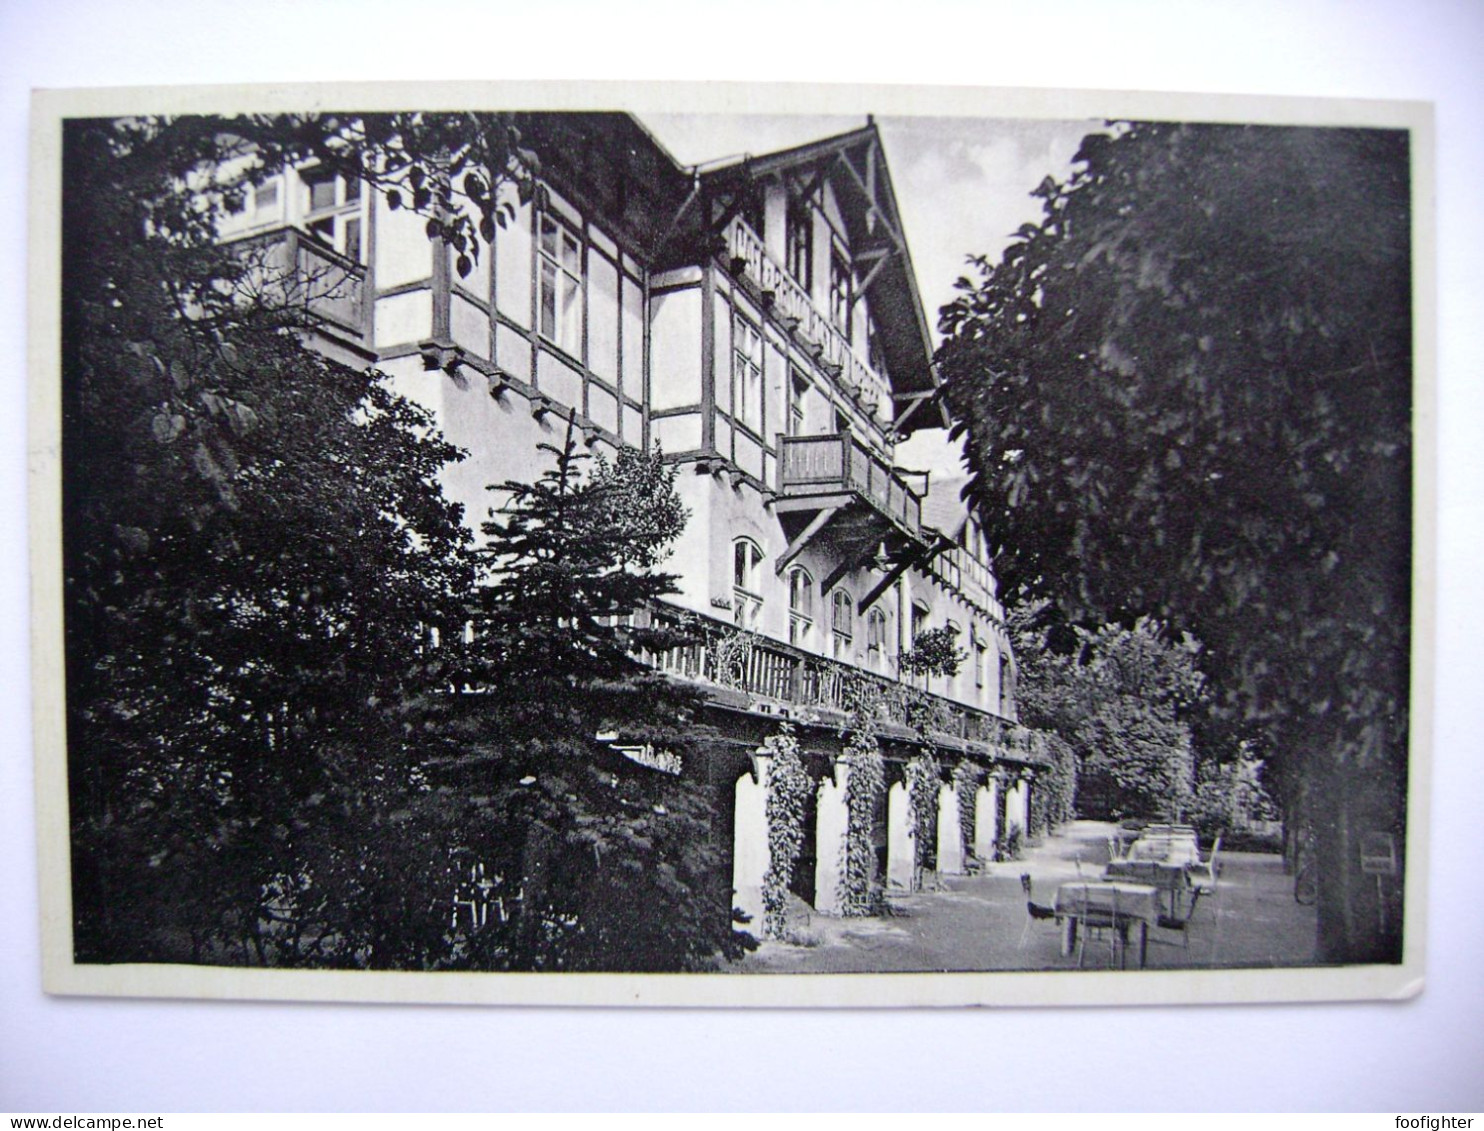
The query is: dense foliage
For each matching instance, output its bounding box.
[899,625,966,679]
[903,754,941,881]
[938,122,1411,961]
[62,113,745,972]
[839,682,887,916]
[1009,603,1201,822]
[760,727,811,940]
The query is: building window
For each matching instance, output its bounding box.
[538,212,584,356]
[829,235,852,334]
[830,589,854,659]
[911,600,930,643]
[733,538,764,629]
[866,607,889,671]
[301,168,363,262]
[733,315,763,434]
[787,368,809,437]
[867,317,886,375]
[253,178,280,216]
[786,193,812,291]
[974,634,987,690]
[999,652,1014,715]
[788,567,814,647]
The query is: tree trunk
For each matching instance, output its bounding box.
[1312,735,1405,965]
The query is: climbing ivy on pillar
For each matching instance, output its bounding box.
[904,754,941,886]
[761,726,811,940]
[840,726,885,917]
[840,677,886,917]
[953,761,981,866]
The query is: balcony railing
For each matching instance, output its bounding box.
[929,543,1003,622]
[724,216,889,417]
[228,225,367,339]
[778,432,923,537]
[640,606,1034,760]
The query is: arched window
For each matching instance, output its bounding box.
[866,607,889,671]
[830,589,854,659]
[788,567,814,647]
[732,538,764,629]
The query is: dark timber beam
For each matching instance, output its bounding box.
[854,251,894,299]
[836,150,904,255]
[775,504,841,575]
[892,394,930,433]
[647,175,703,263]
[822,544,880,599]
[857,536,952,615]
[709,187,749,242]
[793,163,829,209]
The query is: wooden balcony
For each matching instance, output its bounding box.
[640,606,1034,762]
[227,225,368,341]
[778,432,923,539]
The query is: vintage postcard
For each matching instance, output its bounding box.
[29,81,1432,1007]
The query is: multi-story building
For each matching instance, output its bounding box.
[220,112,1044,938]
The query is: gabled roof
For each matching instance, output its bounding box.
[514,114,947,434]
[509,112,695,258]
[694,123,945,431]
[920,475,973,541]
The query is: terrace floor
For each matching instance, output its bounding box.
[734,819,1320,973]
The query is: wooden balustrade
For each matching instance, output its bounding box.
[778,433,923,536]
[641,606,1031,758]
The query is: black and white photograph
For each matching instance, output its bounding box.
[28,84,1428,1009]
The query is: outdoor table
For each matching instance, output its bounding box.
[1129,835,1201,867]
[1054,880,1162,968]
[1104,858,1193,916]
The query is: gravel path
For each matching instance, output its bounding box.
[735,820,1319,974]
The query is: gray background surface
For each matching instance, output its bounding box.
[2,0,1479,1111]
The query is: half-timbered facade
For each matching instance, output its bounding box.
[218,113,1043,940]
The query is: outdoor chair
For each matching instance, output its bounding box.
[1154,887,1204,949]
[1187,833,1223,895]
[1018,873,1060,950]
[1075,884,1124,969]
